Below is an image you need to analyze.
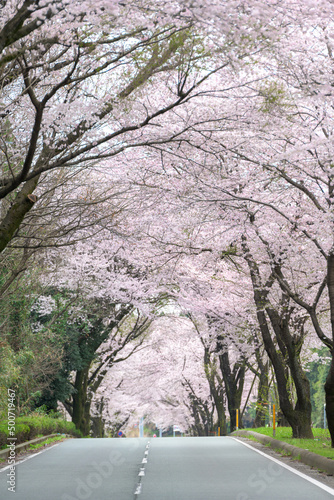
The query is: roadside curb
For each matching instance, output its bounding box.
[0,434,69,459]
[231,430,334,475]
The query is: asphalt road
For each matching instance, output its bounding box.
[0,436,333,500]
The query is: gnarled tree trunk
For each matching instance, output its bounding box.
[243,238,313,439]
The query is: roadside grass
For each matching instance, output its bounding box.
[251,427,334,459]
[0,435,69,465]
[28,434,67,450]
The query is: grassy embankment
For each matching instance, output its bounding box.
[250,427,333,459]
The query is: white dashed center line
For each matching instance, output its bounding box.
[134,440,150,498]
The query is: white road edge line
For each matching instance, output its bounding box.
[231,437,334,496]
[0,442,62,473]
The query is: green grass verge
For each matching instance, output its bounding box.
[28,435,67,450]
[250,427,334,459]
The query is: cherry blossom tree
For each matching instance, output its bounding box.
[206,2,334,441]
[0,0,232,255]
[4,0,334,443]
[67,303,150,436]
[117,0,334,439]
[95,315,218,436]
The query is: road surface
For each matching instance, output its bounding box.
[0,436,333,499]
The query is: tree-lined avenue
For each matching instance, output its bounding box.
[0,437,333,500]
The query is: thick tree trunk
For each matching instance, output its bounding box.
[72,367,90,436]
[189,400,206,436]
[266,306,313,439]
[190,397,214,436]
[0,176,40,253]
[83,398,92,436]
[218,351,245,432]
[90,398,105,438]
[216,399,227,436]
[203,346,227,435]
[91,416,105,438]
[242,239,313,439]
[288,363,313,439]
[326,253,334,447]
[256,306,313,438]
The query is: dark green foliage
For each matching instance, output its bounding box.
[33,295,124,413]
[0,282,65,416]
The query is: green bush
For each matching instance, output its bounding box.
[18,416,58,438]
[0,422,30,448]
[14,423,31,444]
[60,421,82,438]
[0,415,82,449]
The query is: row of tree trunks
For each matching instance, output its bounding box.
[242,237,313,439]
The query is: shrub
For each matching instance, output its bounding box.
[0,415,82,448]
[0,422,30,449]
